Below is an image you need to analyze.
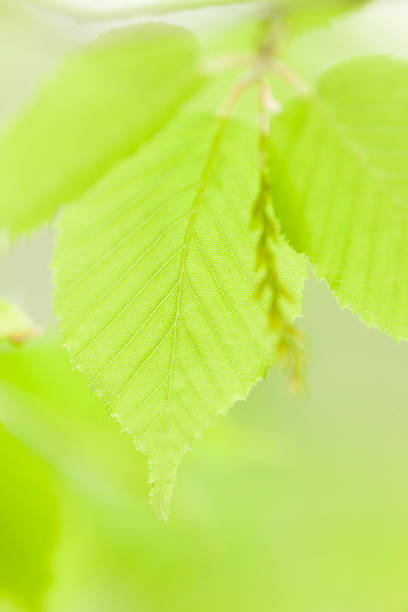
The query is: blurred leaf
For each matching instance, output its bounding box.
[0,0,76,126]
[269,55,408,341]
[283,0,371,36]
[53,112,307,519]
[29,0,258,22]
[0,23,201,242]
[199,0,370,58]
[0,299,37,346]
[1,332,408,611]
[29,0,369,25]
[0,424,58,611]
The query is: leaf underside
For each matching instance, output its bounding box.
[53,112,307,519]
[270,55,408,341]
[0,22,201,242]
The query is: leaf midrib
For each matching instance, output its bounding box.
[162,115,231,460]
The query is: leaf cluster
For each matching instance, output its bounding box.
[0,0,406,538]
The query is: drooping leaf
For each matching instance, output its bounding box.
[0,423,58,611]
[0,298,37,346]
[269,55,408,341]
[53,112,307,519]
[0,22,201,242]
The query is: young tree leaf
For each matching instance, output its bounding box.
[269,56,408,341]
[0,424,58,611]
[0,298,37,346]
[53,112,307,520]
[0,23,201,242]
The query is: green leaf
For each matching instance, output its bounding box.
[0,23,201,242]
[269,55,408,341]
[53,112,307,520]
[0,423,58,611]
[0,299,37,346]
[29,0,258,22]
[283,0,371,36]
[28,0,367,24]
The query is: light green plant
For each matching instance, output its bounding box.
[0,0,406,526]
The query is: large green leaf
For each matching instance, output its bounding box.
[269,55,408,341]
[53,112,307,519]
[0,424,58,611]
[0,23,201,242]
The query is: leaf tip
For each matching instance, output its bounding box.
[150,481,173,523]
[148,458,178,522]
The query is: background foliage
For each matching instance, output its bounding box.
[1,0,408,610]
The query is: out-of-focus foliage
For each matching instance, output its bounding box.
[28,0,256,21]
[0,0,76,124]
[1,6,408,609]
[282,0,371,35]
[0,423,58,611]
[28,0,369,27]
[1,303,408,611]
[2,0,408,515]
[200,0,407,104]
[0,298,36,345]
[0,22,201,241]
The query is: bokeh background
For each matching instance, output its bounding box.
[1,1,408,611]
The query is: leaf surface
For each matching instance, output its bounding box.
[269,56,408,341]
[0,23,201,241]
[53,112,306,519]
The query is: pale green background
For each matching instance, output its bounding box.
[1,2,408,611]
